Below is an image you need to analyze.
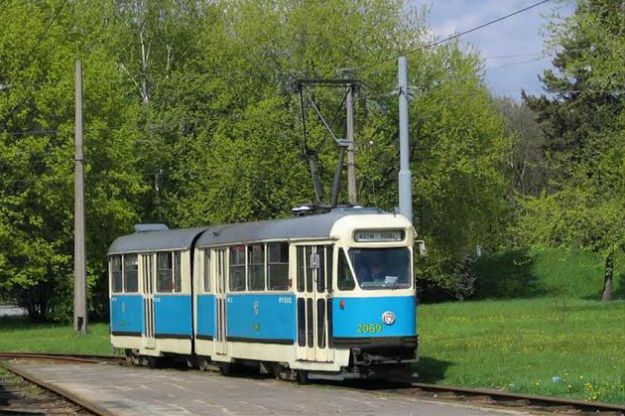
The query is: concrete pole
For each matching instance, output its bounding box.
[346,85,357,205]
[74,59,87,333]
[398,56,413,223]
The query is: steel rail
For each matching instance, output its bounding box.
[3,364,115,416]
[0,352,120,364]
[386,382,625,415]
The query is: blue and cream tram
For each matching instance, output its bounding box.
[108,207,421,380]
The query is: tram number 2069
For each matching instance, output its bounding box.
[357,323,383,333]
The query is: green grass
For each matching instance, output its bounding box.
[473,247,625,300]
[417,297,625,404]
[0,317,114,355]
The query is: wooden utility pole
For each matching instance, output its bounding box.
[346,85,357,205]
[74,59,87,333]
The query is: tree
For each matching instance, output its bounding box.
[0,0,146,320]
[521,0,625,301]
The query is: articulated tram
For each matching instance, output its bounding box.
[108,207,421,380]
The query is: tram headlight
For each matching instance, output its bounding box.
[382,311,396,325]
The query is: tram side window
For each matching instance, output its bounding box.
[248,244,265,291]
[326,246,333,293]
[229,245,246,291]
[156,251,183,293]
[174,251,181,292]
[337,249,355,290]
[203,249,210,292]
[124,254,138,292]
[157,252,173,292]
[111,256,123,293]
[296,246,305,292]
[268,243,289,290]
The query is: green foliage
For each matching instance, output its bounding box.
[0,0,513,318]
[520,0,625,282]
[418,297,625,403]
[473,247,625,300]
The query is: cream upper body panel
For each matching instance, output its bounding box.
[329,213,415,247]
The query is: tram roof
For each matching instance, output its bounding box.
[196,207,383,248]
[108,207,386,254]
[108,226,208,254]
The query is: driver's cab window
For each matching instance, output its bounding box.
[337,248,355,290]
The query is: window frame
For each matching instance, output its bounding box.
[156,251,183,293]
[229,245,246,292]
[337,247,356,291]
[267,242,290,291]
[247,243,265,291]
[203,249,211,293]
[111,255,123,294]
[123,254,139,293]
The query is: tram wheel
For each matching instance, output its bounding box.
[124,349,134,366]
[198,357,210,372]
[297,370,309,384]
[219,363,232,376]
[146,356,161,369]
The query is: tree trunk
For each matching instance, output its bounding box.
[601,252,613,302]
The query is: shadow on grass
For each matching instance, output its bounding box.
[413,356,453,383]
[0,315,59,329]
[472,249,547,299]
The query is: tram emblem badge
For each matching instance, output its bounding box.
[382,311,396,325]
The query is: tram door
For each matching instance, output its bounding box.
[142,254,156,349]
[296,245,333,362]
[213,249,228,355]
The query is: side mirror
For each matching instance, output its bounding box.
[309,252,320,269]
[415,240,427,257]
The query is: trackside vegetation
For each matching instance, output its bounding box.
[0,0,510,320]
[418,298,625,404]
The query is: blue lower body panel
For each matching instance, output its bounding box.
[154,295,192,338]
[331,296,416,340]
[226,293,296,344]
[110,295,143,336]
[196,294,216,339]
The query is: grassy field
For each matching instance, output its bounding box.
[417,297,625,404]
[0,317,113,355]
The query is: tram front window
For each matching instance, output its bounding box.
[348,247,411,289]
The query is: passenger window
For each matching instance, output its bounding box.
[204,250,211,292]
[124,254,138,292]
[111,256,123,293]
[268,243,289,290]
[305,246,313,293]
[157,252,173,292]
[174,251,181,292]
[229,245,246,291]
[337,249,355,290]
[248,244,265,291]
[296,246,305,292]
[327,246,333,293]
[316,245,325,292]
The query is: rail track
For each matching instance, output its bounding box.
[0,352,119,415]
[380,382,625,415]
[1,352,623,415]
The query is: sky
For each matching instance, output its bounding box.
[421,0,575,98]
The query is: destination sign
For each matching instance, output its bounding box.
[354,230,404,242]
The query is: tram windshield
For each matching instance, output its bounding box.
[348,247,411,290]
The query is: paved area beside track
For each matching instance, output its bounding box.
[11,362,535,416]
